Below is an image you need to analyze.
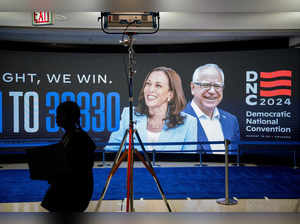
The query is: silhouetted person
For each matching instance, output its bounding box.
[27,101,96,212]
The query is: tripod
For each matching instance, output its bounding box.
[95,33,172,213]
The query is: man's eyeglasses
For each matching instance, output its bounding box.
[193,82,224,90]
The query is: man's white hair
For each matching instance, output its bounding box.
[192,64,225,83]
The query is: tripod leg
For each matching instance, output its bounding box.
[134,131,173,212]
[95,130,129,212]
[129,132,135,212]
[111,149,128,176]
[126,127,136,212]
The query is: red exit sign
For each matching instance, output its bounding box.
[32,11,54,25]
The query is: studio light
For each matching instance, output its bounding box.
[98,12,160,34]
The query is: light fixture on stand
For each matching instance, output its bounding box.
[95,12,171,213]
[98,12,159,34]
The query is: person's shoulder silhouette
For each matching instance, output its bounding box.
[56,101,96,173]
[27,101,96,212]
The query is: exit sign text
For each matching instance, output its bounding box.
[32,11,54,25]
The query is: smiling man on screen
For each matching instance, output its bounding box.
[183,64,240,154]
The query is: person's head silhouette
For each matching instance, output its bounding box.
[56,101,81,131]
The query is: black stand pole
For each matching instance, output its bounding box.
[216,139,238,205]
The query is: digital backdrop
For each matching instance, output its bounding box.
[0,48,299,150]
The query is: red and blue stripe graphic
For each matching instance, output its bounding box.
[259,70,292,97]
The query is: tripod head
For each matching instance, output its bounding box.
[120,38,132,47]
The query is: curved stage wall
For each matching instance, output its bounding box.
[0,48,299,154]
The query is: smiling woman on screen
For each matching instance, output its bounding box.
[106,66,197,152]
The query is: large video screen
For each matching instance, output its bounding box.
[0,49,299,152]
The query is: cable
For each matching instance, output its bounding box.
[121,22,137,95]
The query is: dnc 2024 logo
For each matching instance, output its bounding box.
[245,70,292,106]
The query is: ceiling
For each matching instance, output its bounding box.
[0,0,300,46]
